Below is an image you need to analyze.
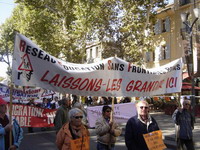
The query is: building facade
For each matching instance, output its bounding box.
[85,41,103,63]
[145,0,200,75]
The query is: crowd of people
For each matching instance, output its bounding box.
[0,95,196,150]
[53,96,195,150]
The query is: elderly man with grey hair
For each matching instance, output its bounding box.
[172,99,195,150]
[56,108,90,150]
[54,97,71,134]
[125,100,159,150]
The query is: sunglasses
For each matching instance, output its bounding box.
[184,103,190,106]
[106,110,111,113]
[140,106,149,109]
[74,116,83,119]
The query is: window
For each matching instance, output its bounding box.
[96,47,99,58]
[179,0,190,6]
[154,18,170,34]
[159,45,170,60]
[90,48,92,58]
[162,19,166,32]
[145,52,154,62]
[160,45,167,60]
[153,51,155,61]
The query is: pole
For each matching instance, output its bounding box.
[177,92,181,107]
[183,17,198,118]
[110,97,115,123]
[9,32,18,147]
[190,30,196,118]
[9,84,13,147]
[189,19,197,118]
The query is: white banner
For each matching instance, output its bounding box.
[0,83,56,100]
[86,103,137,127]
[12,33,183,97]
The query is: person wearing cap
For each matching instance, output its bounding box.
[95,105,122,150]
[0,98,23,150]
[54,97,71,134]
[125,100,159,150]
[172,99,195,150]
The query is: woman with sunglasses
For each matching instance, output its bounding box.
[56,108,90,150]
[95,105,122,150]
[125,100,160,150]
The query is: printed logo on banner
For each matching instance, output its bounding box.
[41,90,55,97]
[18,54,33,81]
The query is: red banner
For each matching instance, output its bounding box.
[7,104,56,127]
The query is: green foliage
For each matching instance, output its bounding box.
[0,0,167,65]
[0,77,4,82]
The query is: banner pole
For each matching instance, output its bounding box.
[110,97,115,123]
[177,92,181,107]
[9,32,17,147]
[9,84,13,147]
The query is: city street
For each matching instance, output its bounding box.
[19,112,197,150]
[20,127,126,150]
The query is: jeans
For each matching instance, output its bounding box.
[97,142,115,150]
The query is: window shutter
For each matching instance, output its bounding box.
[146,52,151,62]
[154,20,162,34]
[165,17,170,32]
[155,46,161,61]
[158,20,162,34]
[166,44,171,59]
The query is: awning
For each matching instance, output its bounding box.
[182,72,190,80]
[182,82,200,91]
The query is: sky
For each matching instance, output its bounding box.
[0,0,174,78]
[0,0,16,25]
[0,0,16,78]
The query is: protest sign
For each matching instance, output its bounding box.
[12,33,183,97]
[87,103,137,127]
[0,83,57,101]
[7,104,56,127]
[143,130,166,150]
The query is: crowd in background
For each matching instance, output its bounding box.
[14,95,132,110]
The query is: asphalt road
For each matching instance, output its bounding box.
[20,127,176,150]
[20,127,127,150]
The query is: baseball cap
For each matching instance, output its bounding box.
[0,98,7,105]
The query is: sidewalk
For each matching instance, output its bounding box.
[151,112,200,150]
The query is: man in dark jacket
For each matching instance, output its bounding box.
[54,97,71,134]
[172,99,195,150]
[125,100,159,150]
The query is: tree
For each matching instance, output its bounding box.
[0,77,4,82]
[0,0,167,65]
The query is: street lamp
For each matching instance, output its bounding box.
[181,8,200,117]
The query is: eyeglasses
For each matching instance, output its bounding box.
[140,106,149,109]
[74,116,83,119]
[106,110,111,113]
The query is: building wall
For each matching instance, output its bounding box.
[86,42,103,63]
[145,0,200,73]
